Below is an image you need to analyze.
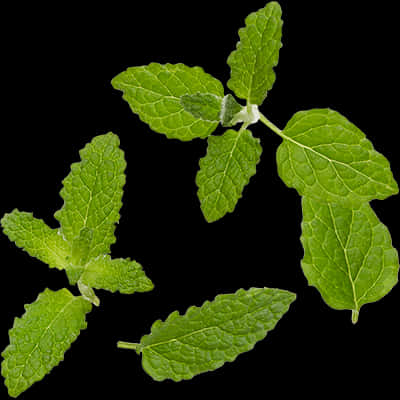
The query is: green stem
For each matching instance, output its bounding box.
[117,341,140,351]
[259,112,283,137]
[351,310,359,324]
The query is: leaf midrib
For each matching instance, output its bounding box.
[280,130,395,193]
[11,294,77,392]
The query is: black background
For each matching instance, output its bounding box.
[1,1,399,398]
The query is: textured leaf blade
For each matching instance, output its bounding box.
[1,289,92,398]
[196,129,262,222]
[1,210,70,270]
[301,197,399,322]
[54,133,126,260]
[277,109,399,205]
[180,93,222,122]
[70,255,153,294]
[220,94,244,127]
[227,2,283,105]
[134,287,295,381]
[112,63,224,141]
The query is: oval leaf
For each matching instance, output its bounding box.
[112,63,224,141]
[1,289,91,398]
[277,109,399,206]
[196,129,262,222]
[301,197,399,323]
[227,2,283,105]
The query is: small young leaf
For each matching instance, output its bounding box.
[120,287,295,381]
[1,289,91,398]
[301,197,399,323]
[55,133,127,260]
[77,281,100,306]
[196,129,262,222]
[180,92,222,122]
[112,63,224,141]
[276,109,399,206]
[220,94,244,127]
[227,1,283,105]
[1,210,70,270]
[69,255,153,294]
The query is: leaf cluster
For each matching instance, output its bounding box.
[1,133,153,397]
[112,1,399,324]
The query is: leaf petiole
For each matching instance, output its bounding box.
[117,341,140,351]
[259,112,283,136]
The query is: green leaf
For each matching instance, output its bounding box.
[276,109,399,206]
[77,281,100,306]
[227,1,283,105]
[180,93,222,122]
[71,255,153,294]
[220,94,244,127]
[1,289,92,398]
[111,63,224,141]
[196,129,262,222]
[119,287,295,381]
[301,197,399,323]
[71,227,93,266]
[1,210,70,270]
[54,132,126,260]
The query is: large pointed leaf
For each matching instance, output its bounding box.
[277,109,398,206]
[301,197,399,322]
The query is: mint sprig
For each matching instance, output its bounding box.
[112,1,399,323]
[1,133,153,397]
[118,287,295,381]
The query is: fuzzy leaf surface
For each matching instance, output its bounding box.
[1,210,70,270]
[136,287,295,381]
[180,93,222,122]
[301,197,399,322]
[277,109,399,206]
[1,289,91,398]
[220,94,244,127]
[227,2,283,105]
[54,133,126,260]
[112,63,224,141]
[68,255,153,294]
[196,129,262,222]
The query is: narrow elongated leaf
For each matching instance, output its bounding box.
[196,129,262,222]
[227,2,283,105]
[301,197,399,322]
[1,289,92,398]
[277,109,399,206]
[1,210,70,270]
[122,287,295,381]
[54,133,126,260]
[112,63,224,141]
[68,255,153,294]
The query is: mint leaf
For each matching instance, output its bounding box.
[220,94,244,127]
[1,210,70,270]
[2,132,153,395]
[180,93,222,122]
[112,63,224,141]
[1,289,91,398]
[74,255,153,294]
[227,1,283,105]
[301,197,399,323]
[276,109,399,206]
[55,133,126,260]
[196,129,262,222]
[118,287,295,381]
